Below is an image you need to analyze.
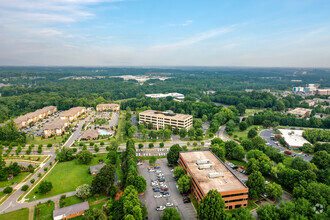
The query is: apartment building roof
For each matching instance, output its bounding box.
[81,129,99,139]
[60,107,86,117]
[14,106,57,124]
[139,110,192,120]
[287,108,312,116]
[43,119,68,130]
[53,202,89,218]
[180,151,247,194]
[97,103,120,108]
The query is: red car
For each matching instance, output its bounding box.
[284,150,292,155]
[181,193,188,197]
[162,187,168,191]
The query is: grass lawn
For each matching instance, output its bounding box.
[26,154,108,201]
[26,135,65,145]
[0,208,29,220]
[4,155,47,162]
[189,194,198,211]
[0,172,30,188]
[60,195,109,208]
[245,109,264,116]
[34,201,55,220]
[227,159,247,168]
[230,125,262,140]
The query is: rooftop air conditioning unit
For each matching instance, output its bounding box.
[208,172,224,178]
[198,164,213,170]
[196,159,210,165]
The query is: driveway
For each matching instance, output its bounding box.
[138,158,197,220]
[259,129,312,162]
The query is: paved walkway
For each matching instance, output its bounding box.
[28,206,34,220]
[54,200,60,210]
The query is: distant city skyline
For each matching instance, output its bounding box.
[1,0,330,67]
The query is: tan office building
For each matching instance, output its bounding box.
[139,110,193,130]
[96,104,120,112]
[179,151,249,210]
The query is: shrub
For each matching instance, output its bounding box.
[21,185,29,191]
[30,179,35,184]
[47,144,52,148]
[3,187,13,194]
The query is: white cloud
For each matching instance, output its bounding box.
[166,20,193,27]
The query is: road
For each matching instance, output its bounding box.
[259,129,312,162]
[64,114,93,148]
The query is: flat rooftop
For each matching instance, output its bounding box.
[180,151,247,194]
[279,129,310,147]
[139,110,192,120]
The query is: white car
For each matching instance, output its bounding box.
[155,170,162,173]
[156,206,166,211]
[148,169,155,172]
[163,194,170,198]
[170,169,174,172]
[154,194,162,198]
[165,202,174,207]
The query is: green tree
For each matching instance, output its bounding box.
[83,208,107,220]
[246,158,259,174]
[128,126,137,138]
[248,129,257,139]
[198,190,226,220]
[241,139,254,151]
[257,203,279,220]
[311,150,329,169]
[109,139,119,150]
[76,150,93,164]
[210,145,226,161]
[177,175,191,193]
[91,164,116,194]
[233,207,254,220]
[188,128,195,139]
[232,145,245,160]
[246,171,265,199]
[179,128,187,138]
[149,156,157,164]
[167,144,182,164]
[134,175,147,193]
[193,119,203,129]
[164,129,172,140]
[239,121,248,131]
[38,181,53,194]
[161,208,181,220]
[159,142,164,148]
[107,150,117,165]
[236,103,246,116]
[174,166,186,179]
[202,115,208,123]
[265,182,283,200]
[3,187,13,194]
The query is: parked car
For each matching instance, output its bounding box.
[163,194,170,198]
[181,193,188,197]
[167,164,173,167]
[155,170,162,173]
[156,206,166,211]
[153,188,160,192]
[154,194,162,198]
[162,187,168,191]
[148,169,155,172]
[183,197,191,203]
[284,150,292,155]
[165,202,174,207]
[154,166,161,169]
[162,191,169,195]
[159,178,165,182]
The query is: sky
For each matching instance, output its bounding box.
[0,0,330,67]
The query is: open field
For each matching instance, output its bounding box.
[0,172,30,188]
[0,208,29,220]
[26,154,108,201]
[26,135,65,146]
[230,125,262,140]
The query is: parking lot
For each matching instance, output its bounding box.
[138,158,197,220]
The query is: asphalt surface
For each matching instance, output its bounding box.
[259,129,312,162]
[138,158,197,220]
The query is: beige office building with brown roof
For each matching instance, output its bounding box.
[139,110,193,130]
[287,108,312,118]
[96,104,120,112]
[14,106,57,128]
[179,151,248,210]
[60,107,86,122]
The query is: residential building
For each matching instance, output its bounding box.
[96,104,120,112]
[179,151,248,210]
[80,129,99,140]
[287,108,312,118]
[139,110,193,130]
[316,89,330,95]
[60,107,86,122]
[43,119,69,138]
[299,100,317,107]
[53,201,89,220]
[14,106,57,128]
[278,129,310,149]
[145,93,185,100]
[89,163,107,175]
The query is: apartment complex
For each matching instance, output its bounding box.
[43,119,69,138]
[139,110,193,130]
[287,108,312,118]
[179,151,248,210]
[60,107,86,122]
[14,106,57,128]
[96,104,120,112]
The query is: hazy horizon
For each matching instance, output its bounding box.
[1,0,330,67]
